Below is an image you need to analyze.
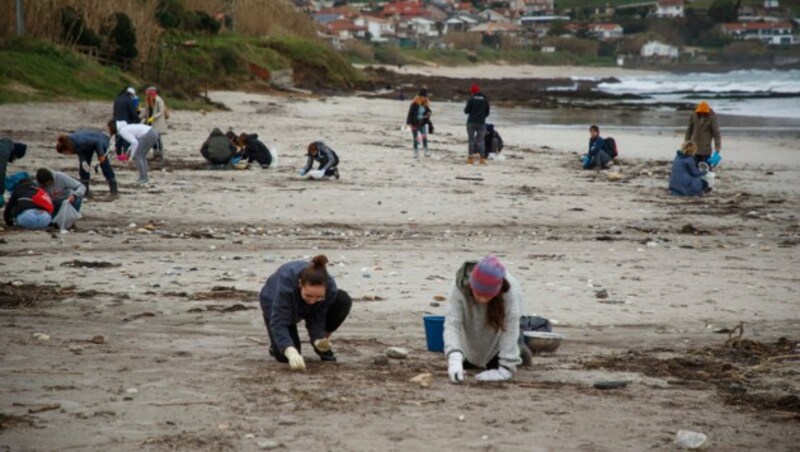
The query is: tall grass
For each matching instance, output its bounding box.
[183,0,318,39]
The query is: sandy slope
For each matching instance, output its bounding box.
[0,91,798,451]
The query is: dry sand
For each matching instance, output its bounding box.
[1,91,799,451]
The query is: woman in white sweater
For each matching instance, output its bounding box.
[444,256,523,383]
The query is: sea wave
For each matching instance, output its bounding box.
[597,69,800,95]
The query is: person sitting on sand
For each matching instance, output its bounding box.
[582,125,611,170]
[3,177,53,230]
[56,130,118,199]
[670,141,710,196]
[685,101,721,166]
[107,120,161,186]
[259,255,352,371]
[36,168,86,214]
[200,128,237,168]
[237,133,273,168]
[300,141,339,180]
[485,123,504,158]
[405,88,432,159]
[444,256,524,383]
[0,138,27,208]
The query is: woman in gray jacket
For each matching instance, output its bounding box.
[444,255,523,383]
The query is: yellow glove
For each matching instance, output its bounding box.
[147,117,155,125]
[283,347,306,372]
[314,338,331,352]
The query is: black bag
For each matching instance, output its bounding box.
[604,137,619,158]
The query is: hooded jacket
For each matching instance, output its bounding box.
[406,100,431,127]
[1,138,26,198]
[201,128,235,162]
[113,89,141,124]
[4,179,46,225]
[69,130,110,159]
[258,261,338,352]
[302,141,339,175]
[669,151,707,196]
[42,171,86,203]
[444,261,523,373]
[240,134,273,166]
[684,110,721,156]
[144,95,168,134]
[464,92,490,125]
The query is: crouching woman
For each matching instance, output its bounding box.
[444,256,523,383]
[259,255,352,371]
[669,141,710,196]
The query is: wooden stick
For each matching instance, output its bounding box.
[246,337,267,345]
[767,354,800,362]
[149,400,222,407]
[28,403,61,414]
[455,176,484,181]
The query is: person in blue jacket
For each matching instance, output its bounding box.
[582,125,611,170]
[259,255,352,371]
[56,130,118,198]
[300,141,339,179]
[669,141,709,196]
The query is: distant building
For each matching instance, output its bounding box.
[381,1,430,20]
[656,0,685,18]
[354,16,396,42]
[408,17,438,37]
[519,15,571,38]
[722,21,797,45]
[764,0,779,9]
[445,14,481,33]
[590,23,624,40]
[510,0,554,16]
[479,9,511,23]
[641,40,679,58]
[468,22,522,37]
[326,19,367,40]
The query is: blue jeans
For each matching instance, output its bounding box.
[467,123,486,157]
[16,209,52,229]
[583,150,611,170]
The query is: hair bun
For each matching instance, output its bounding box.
[311,255,329,268]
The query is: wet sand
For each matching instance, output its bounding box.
[0,92,798,451]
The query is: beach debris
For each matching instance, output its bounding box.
[256,438,283,450]
[32,333,50,342]
[607,172,623,182]
[455,176,484,181]
[458,414,465,422]
[481,435,489,441]
[410,373,433,388]
[386,347,409,359]
[262,254,276,263]
[126,388,138,394]
[595,289,609,299]
[430,302,440,307]
[373,355,389,366]
[598,299,626,305]
[646,241,658,248]
[28,403,61,414]
[593,380,630,390]
[90,335,105,344]
[433,295,446,301]
[675,430,708,449]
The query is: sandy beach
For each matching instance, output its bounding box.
[1,88,798,451]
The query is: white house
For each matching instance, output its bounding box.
[479,9,510,23]
[764,0,779,8]
[408,17,438,38]
[354,16,396,41]
[722,21,797,45]
[445,14,481,33]
[641,40,679,58]
[656,0,684,18]
[590,23,624,40]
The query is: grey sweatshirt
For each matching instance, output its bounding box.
[444,262,523,372]
[45,171,86,202]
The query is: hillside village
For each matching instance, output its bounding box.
[296,0,800,65]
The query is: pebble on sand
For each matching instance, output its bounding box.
[386,347,409,359]
[410,373,433,388]
[675,430,708,449]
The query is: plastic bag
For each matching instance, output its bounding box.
[270,146,279,168]
[52,202,82,231]
[307,170,325,180]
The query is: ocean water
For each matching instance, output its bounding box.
[596,69,800,119]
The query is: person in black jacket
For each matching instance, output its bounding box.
[484,123,504,158]
[405,88,433,159]
[237,133,273,168]
[259,255,352,371]
[0,138,27,208]
[3,178,53,229]
[112,87,140,156]
[464,83,490,164]
[300,141,339,179]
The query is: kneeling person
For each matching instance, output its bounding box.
[237,133,273,168]
[36,169,86,214]
[299,141,339,179]
[259,255,352,371]
[200,128,236,167]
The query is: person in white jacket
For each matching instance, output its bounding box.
[444,256,524,383]
[108,120,160,185]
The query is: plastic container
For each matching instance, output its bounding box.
[423,315,445,352]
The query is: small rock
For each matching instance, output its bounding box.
[433,295,446,301]
[607,172,623,182]
[256,438,282,450]
[646,241,658,248]
[481,435,489,441]
[675,430,708,449]
[32,333,50,342]
[386,347,409,359]
[244,434,255,439]
[126,388,138,394]
[593,380,629,390]
[430,302,440,307]
[595,289,609,299]
[373,355,389,366]
[262,254,276,263]
[458,414,465,422]
[90,335,105,345]
[410,372,433,388]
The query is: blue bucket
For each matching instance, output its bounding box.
[423,315,445,352]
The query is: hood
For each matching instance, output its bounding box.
[455,261,477,298]
[245,133,258,141]
[210,128,224,137]
[695,101,710,114]
[10,143,27,161]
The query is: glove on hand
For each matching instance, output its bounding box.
[476,367,512,382]
[146,117,155,125]
[283,347,306,372]
[313,338,331,352]
[447,352,464,384]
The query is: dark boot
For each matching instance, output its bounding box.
[313,344,337,362]
[108,180,119,199]
[81,180,93,199]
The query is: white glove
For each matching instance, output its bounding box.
[447,352,464,384]
[476,367,512,382]
[314,338,331,352]
[283,346,306,372]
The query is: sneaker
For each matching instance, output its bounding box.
[466,156,475,164]
[333,168,340,180]
[479,158,487,165]
[314,345,337,362]
[135,178,149,186]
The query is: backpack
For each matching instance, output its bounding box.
[604,137,618,158]
[31,188,54,214]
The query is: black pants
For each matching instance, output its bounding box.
[264,289,352,361]
[464,355,499,370]
[77,149,115,182]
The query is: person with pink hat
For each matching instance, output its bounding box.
[444,255,524,383]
